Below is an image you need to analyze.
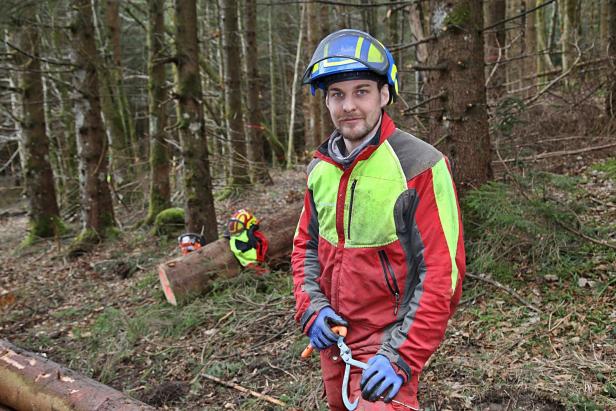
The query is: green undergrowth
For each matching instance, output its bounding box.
[460,166,615,409]
[591,158,616,180]
[463,170,614,284]
[70,270,317,409]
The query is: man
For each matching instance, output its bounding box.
[292,29,466,410]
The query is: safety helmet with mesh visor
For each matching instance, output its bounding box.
[302,29,399,104]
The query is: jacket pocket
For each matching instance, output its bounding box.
[347,179,358,240]
[378,250,400,316]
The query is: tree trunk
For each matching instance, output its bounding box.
[220,0,250,189]
[266,7,287,166]
[105,0,138,164]
[173,0,218,241]
[99,0,135,186]
[305,1,323,151]
[0,340,153,410]
[506,0,523,93]
[158,202,302,305]
[561,0,581,76]
[15,13,62,240]
[484,0,506,100]
[606,0,616,116]
[424,0,493,192]
[601,0,610,53]
[286,4,306,168]
[524,0,537,96]
[319,4,335,139]
[536,0,555,75]
[243,0,273,184]
[145,0,171,225]
[72,0,116,242]
[46,24,80,212]
[408,3,429,64]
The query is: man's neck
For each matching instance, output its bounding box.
[342,115,382,154]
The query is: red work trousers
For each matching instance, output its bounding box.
[319,344,420,411]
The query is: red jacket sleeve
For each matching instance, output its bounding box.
[378,158,466,382]
[291,188,331,333]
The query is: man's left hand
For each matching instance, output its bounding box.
[359,354,403,402]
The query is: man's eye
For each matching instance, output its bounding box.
[331,92,343,98]
[356,89,368,96]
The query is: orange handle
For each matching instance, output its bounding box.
[300,325,347,359]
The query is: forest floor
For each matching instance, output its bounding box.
[1,99,616,410]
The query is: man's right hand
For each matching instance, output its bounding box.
[307,307,348,350]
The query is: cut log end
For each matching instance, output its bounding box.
[158,267,177,306]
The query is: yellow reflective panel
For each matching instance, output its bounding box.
[355,37,364,59]
[367,44,384,63]
[323,58,357,67]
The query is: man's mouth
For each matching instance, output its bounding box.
[340,117,362,123]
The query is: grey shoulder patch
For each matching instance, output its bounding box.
[387,129,443,180]
[306,158,322,175]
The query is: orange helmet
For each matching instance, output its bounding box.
[226,209,259,236]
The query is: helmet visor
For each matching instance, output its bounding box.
[302,30,390,85]
[227,219,246,236]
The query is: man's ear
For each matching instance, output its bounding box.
[380,85,390,108]
[325,92,330,109]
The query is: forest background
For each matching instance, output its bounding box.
[0,0,615,409]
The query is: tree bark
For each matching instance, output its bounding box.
[601,0,610,53]
[173,0,218,241]
[99,0,136,185]
[524,0,537,96]
[506,0,523,93]
[15,10,62,240]
[286,4,306,168]
[106,0,137,163]
[424,0,493,192]
[243,0,273,184]
[145,0,171,225]
[305,1,323,150]
[268,5,281,166]
[71,0,116,241]
[606,0,616,116]
[561,0,581,76]
[319,4,335,139]
[158,202,302,305]
[0,340,153,410]
[484,0,506,100]
[536,0,555,75]
[220,0,250,188]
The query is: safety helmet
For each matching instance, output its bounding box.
[302,29,399,104]
[226,209,259,237]
[178,233,206,255]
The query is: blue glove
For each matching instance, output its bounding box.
[307,307,348,350]
[360,355,404,402]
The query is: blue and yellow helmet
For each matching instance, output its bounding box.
[302,29,399,104]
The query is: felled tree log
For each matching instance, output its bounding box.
[158,202,302,305]
[0,340,153,410]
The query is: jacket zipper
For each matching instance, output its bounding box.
[378,250,400,316]
[347,179,357,240]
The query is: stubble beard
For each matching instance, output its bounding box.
[337,118,374,141]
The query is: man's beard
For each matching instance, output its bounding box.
[337,117,374,141]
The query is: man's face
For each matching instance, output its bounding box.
[325,78,389,141]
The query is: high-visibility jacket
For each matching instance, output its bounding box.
[292,112,465,388]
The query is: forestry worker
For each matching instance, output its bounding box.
[292,29,466,410]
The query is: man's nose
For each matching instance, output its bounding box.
[342,97,356,112]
